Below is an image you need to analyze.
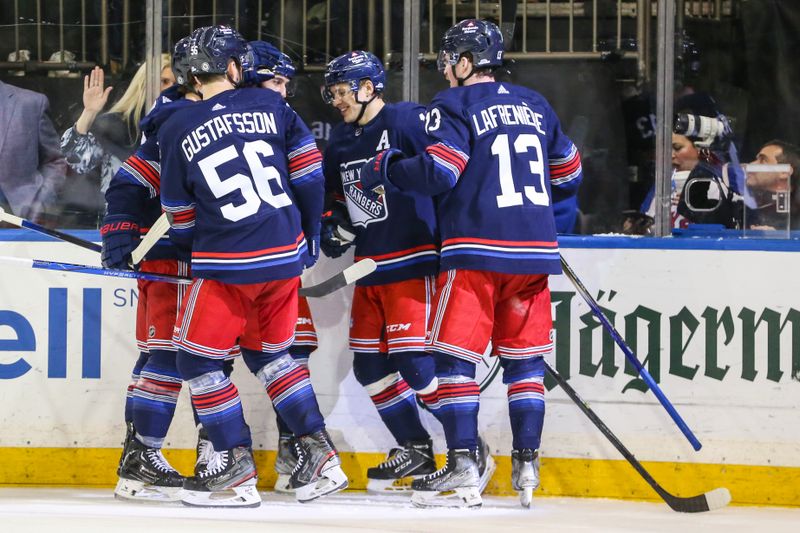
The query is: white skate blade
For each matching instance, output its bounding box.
[180,484,261,508]
[411,486,482,509]
[366,476,416,494]
[114,477,183,503]
[478,454,497,494]
[295,464,349,503]
[274,473,294,494]
[519,487,533,508]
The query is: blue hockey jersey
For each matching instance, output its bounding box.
[105,85,193,261]
[158,87,324,284]
[388,82,582,275]
[323,102,438,285]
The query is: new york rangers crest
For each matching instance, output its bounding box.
[339,158,389,227]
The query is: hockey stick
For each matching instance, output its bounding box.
[560,256,703,451]
[0,255,192,284]
[130,212,170,265]
[299,258,376,297]
[544,359,731,513]
[0,207,102,252]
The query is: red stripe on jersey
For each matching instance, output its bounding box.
[442,237,558,248]
[426,144,467,174]
[288,150,323,172]
[355,243,437,262]
[549,152,581,179]
[192,233,304,259]
[127,155,161,191]
[171,210,195,222]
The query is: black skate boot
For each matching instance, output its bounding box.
[114,437,185,502]
[116,421,135,477]
[410,449,482,508]
[181,446,260,508]
[512,448,540,508]
[290,429,349,503]
[194,427,215,476]
[366,439,436,494]
[274,433,299,494]
[476,435,497,494]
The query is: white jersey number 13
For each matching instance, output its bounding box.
[491,133,550,208]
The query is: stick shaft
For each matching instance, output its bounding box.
[560,256,702,451]
[0,210,101,252]
[0,255,192,284]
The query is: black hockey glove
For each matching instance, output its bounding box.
[100,214,140,269]
[359,148,404,199]
[320,203,355,259]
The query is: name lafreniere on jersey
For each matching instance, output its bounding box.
[470,102,546,137]
[181,111,278,161]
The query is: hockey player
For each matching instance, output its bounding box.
[360,19,583,508]
[158,25,346,507]
[244,39,319,494]
[320,50,495,493]
[106,35,202,502]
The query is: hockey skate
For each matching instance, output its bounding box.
[274,433,299,494]
[194,427,215,475]
[114,437,185,503]
[181,446,261,508]
[290,429,349,503]
[512,448,540,508]
[477,435,497,494]
[410,449,482,509]
[116,421,135,476]
[366,439,436,494]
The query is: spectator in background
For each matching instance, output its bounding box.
[745,140,800,230]
[0,80,67,223]
[60,55,174,194]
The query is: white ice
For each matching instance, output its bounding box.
[0,488,798,533]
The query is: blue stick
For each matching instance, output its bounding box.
[0,256,192,284]
[0,208,102,252]
[560,256,703,451]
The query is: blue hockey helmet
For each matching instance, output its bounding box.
[322,51,385,104]
[171,35,194,89]
[245,40,296,85]
[437,19,504,73]
[186,25,250,78]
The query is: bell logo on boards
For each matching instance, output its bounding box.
[0,288,102,380]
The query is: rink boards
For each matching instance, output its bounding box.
[0,233,798,507]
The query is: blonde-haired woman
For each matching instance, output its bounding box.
[61,54,175,194]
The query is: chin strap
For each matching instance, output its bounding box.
[353,93,379,124]
[455,66,476,86]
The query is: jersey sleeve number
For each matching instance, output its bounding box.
[491,133,550,208]
[197,139,292,222]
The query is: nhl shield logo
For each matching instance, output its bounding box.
[340,158,389,227]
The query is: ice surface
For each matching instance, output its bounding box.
[0,488,797,533]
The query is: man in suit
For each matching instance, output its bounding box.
[0,80,67,222]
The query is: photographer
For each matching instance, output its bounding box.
[630,94,743,232]
[744,140,800,230]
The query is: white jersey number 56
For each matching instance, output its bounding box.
[491,133,550,208]
[198,140,292,222]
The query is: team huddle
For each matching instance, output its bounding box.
[104,19,582,509]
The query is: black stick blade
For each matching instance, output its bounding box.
[663,487,731,513]
[299,258,376,298]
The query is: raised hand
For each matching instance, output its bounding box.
[75,66,113,134]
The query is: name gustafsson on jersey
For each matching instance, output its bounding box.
[181,111,278,161]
